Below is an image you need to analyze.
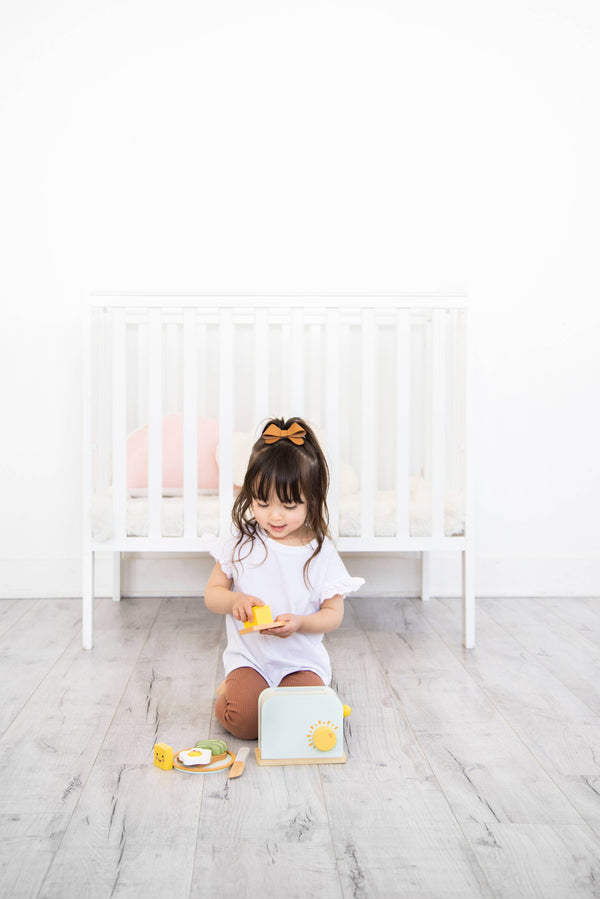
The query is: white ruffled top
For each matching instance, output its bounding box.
[202,529,365,687]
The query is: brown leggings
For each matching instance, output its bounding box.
[215,667,325,740]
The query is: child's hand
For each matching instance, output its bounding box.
[261,614,302,638]
[231,594,264,623]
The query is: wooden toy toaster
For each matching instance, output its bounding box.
[255,686,351,766]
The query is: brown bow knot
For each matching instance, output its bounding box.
[262,422,306,445]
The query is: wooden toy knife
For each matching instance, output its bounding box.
[229,746,250,779]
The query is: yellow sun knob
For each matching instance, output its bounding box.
[311,725,337,752]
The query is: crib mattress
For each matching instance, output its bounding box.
[91,479,464,542]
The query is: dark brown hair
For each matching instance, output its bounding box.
[231,417,330,583]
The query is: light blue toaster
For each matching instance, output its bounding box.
[255,686,351,765]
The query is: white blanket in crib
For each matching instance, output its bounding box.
[91,477,464,541]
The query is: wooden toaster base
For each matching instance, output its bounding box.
[255,749,347,766]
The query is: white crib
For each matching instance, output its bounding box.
[83,294,474,649]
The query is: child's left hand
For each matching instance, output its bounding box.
[261,614,302,638]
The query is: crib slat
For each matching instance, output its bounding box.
[197,321,208,417]
[218,306,234,537]
[98,311,111,494]
[111,308,127,540]
[448,310,459,490]
[136,322,147,428]
[147,308,163,538]
[308,322,321,426]
[166,321,179,413]
[431,309,446,538]
[361,308,376,539]
[183,308,198,539]
[326,307,340,540]
[338,319,351,485]
[290,307,304,415]
[413,321,426,495]
[395,310,410,539]
[254,307,269,426]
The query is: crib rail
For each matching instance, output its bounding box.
[83,293,473,648]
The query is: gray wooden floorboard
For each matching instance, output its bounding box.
[0,599,81,738]
[1,595,599,898]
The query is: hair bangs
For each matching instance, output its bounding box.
[251,454,306,506]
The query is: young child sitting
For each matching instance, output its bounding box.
[203,416,364,739]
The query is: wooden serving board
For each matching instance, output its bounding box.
[239,621,286,635]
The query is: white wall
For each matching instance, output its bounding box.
[1,0,599,599]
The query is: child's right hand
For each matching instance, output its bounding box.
[231,594,264,623]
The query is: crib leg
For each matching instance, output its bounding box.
[82,549,94,650]
[462,546,475,649]
[112,552,121,602]
[420,552,431,602]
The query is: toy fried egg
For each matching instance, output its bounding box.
[177,748,212,766]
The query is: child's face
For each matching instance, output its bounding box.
[252,491,309,544]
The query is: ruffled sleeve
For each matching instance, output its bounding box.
[320,575,365,601]
[318,541,365,600]
[200,532,236,579]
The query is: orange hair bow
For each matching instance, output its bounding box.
[262,422,307,445]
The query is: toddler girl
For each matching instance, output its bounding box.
[203,416,364,740]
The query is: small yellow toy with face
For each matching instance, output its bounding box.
[154,742,174,770]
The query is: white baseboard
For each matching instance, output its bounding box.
[1,553,599,600]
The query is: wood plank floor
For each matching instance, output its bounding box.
[1,594,600,898]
